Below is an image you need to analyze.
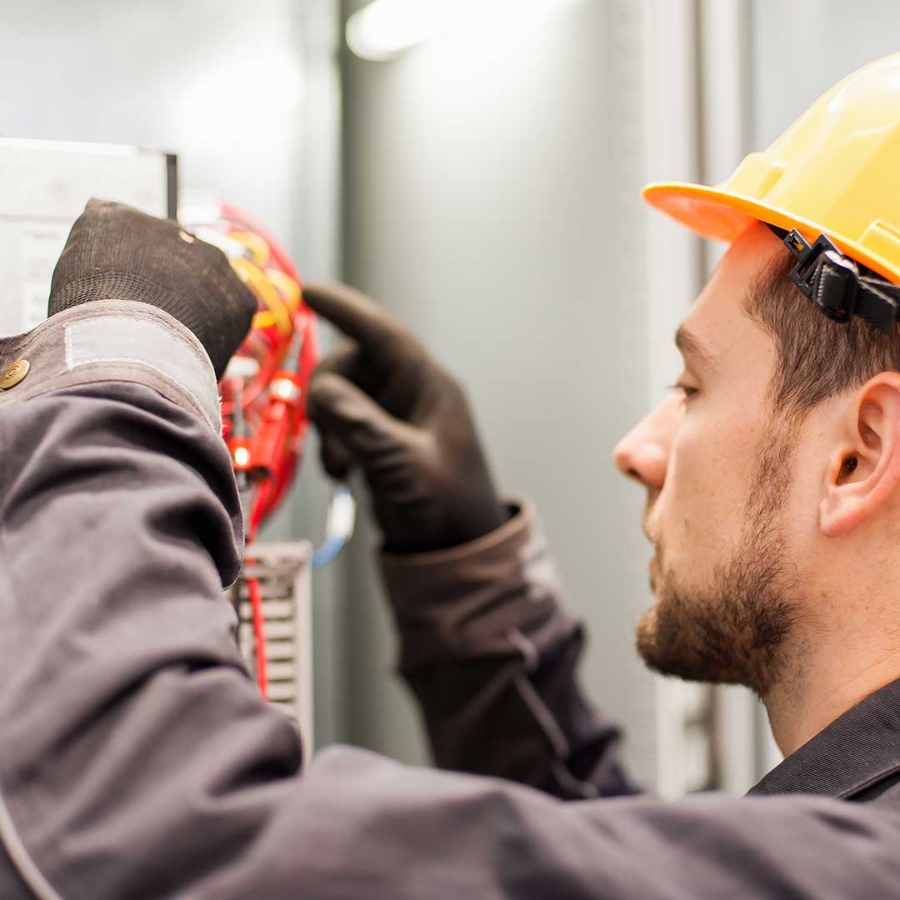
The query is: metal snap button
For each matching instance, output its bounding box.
[0,360,30,390]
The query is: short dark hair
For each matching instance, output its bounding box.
[744,251,900,419]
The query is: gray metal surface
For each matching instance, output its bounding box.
[340,0,661,780]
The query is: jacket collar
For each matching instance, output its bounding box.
[749,676,900,799]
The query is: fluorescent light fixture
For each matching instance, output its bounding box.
[347,0,457,62]
[346,0,576,62]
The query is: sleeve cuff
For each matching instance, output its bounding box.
[0,300,221,432]
[380,500,575,669]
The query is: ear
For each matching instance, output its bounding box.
[820,374,900,538]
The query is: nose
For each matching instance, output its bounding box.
[613,393,682,491]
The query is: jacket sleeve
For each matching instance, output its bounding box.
[4,304,900,899]
[380,508,641,799]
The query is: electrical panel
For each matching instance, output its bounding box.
[236,542,315,754]
[0,139,314,747]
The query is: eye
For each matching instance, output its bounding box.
[668,381,698,400]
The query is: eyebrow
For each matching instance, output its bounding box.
[674,325,715,367]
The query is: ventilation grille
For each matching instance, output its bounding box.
[233,540,314,753]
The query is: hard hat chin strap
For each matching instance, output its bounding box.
[766,224,900,334]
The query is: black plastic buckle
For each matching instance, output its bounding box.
[781,229,858,323]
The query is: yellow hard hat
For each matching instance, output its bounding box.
[643,52,900,288]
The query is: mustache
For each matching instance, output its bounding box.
[642,504,664,565]
[641,505,657,547]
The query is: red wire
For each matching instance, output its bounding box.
[296,310,319,418]
[260,446,301,522]
[217,202,320,700]
[249,481,271,541]
[242,347,283,410]
[246,482,271,700]
[247,576,268,700]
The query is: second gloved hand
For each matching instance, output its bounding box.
[304,282,506,554]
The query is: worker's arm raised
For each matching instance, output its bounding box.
[304,282,636,798]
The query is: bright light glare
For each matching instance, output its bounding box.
[347,0,458,61]
[346,0,576,62]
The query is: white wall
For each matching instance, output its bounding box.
[753,0,900,148]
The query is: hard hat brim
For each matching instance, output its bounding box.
[642,181,900,286]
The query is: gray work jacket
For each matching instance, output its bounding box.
[0,300,898,898]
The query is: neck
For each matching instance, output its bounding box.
[764,625,900,757]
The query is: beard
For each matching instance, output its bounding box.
[635,426,801,698]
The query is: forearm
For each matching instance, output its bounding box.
[382,505,641,799]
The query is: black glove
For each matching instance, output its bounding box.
[304,282,506,554]
[49,199,257,380]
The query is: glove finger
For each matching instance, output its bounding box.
[307,370,407,463]
[309,345,361,478]
[314,340,384,398]
[302,281,426,371]
[315,341,364,384]
[319,433,354,481]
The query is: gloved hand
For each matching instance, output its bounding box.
[304,282,506,554]
[49,199,257,380]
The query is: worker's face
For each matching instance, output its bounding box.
[614,223,803,696]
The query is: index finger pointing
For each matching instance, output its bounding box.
[302,281,423,367]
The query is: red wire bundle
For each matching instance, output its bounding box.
[212,203,319,699]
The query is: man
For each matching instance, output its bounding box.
[3,56,900,900]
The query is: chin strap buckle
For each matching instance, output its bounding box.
[781,229,858,323]
[769,225,900,334]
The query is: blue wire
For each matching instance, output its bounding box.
[313,537,348,570]
[311,487,355,569]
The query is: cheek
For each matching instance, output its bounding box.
[779,442,824,548]
[657,409,760,552]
